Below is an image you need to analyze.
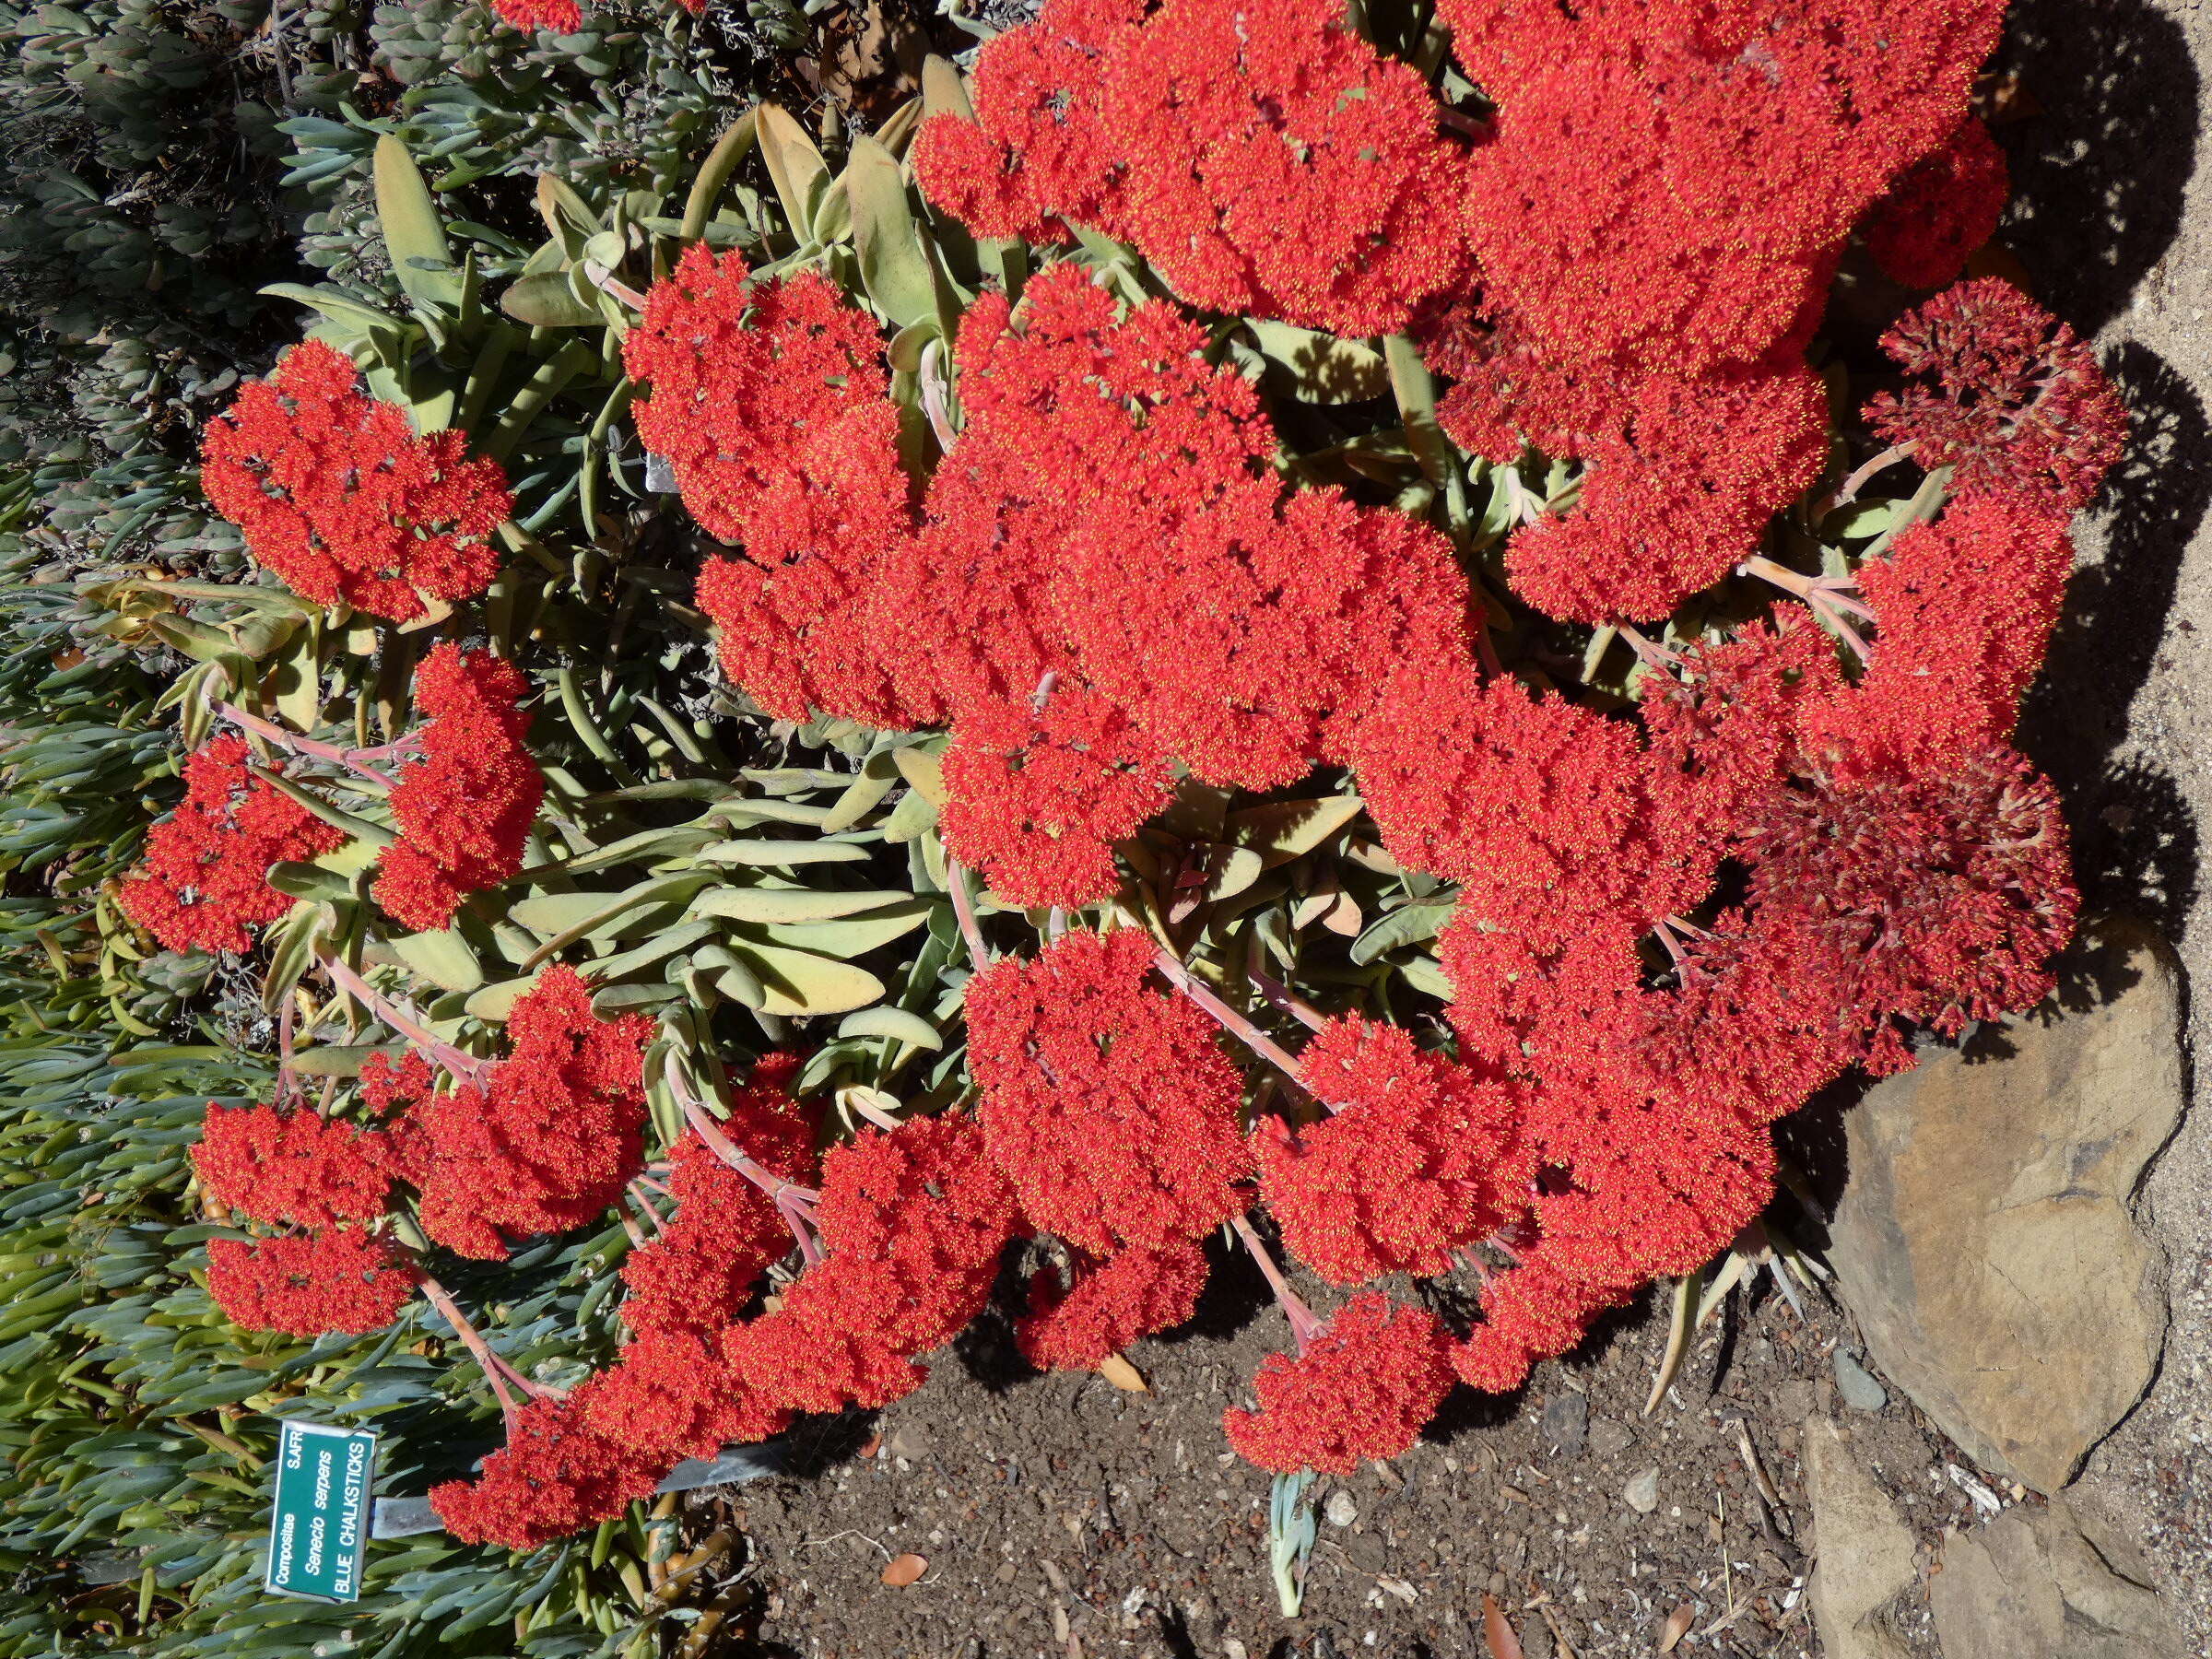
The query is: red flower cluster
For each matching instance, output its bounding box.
[1864,117,2011,290]
[1448,0,2005,377]
[206,1230,418,1338]
[120,736,345,954]
[1016,1241,1211,1373]
[194,1100,393,1230]
[898,265,1470,895]
[620,1054,819,1341]
[914,0,1466,335]
[200,340,512,622]
[722,1114,1018,1413]
[1823,495,2075,778]
[1222,1292,1454,1476]
[373,643,543,932]
[1866,279,2128,514]
[489,0,581,30]
[431,1394,660,1552]
[395,965,653,1259]
[203,964,650,1349]
[624,245,915,726]
[1258,1018,1524,1286]
[965,928,1250,1255]
[937,684,1173,908]
[1468,351,1830,624]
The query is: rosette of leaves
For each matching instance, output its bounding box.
[276,0,739,209]
[0,0,296,335]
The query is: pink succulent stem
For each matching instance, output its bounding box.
[317,951,489,1084]
[213,701,410,789]
[946,854,991,966]
[668,1067,825,1267]
[1242,955,1326,1032]
[418,1274,559,1422]
[1150,949,1322,1101]
[1829,441,1917,509]
[845,1093,902,1133]
[1231,1215,1326,1354]
[1737,556,1876,661]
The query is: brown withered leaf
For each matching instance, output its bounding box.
[1657,1604,1695,1652]
[1481,1593,1525,1659]
[1097,1354,1148,1393]
[880,1553,928,1587]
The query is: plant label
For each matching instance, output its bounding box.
[265,1421,377,1603]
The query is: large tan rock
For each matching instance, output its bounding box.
[1827,916,2182,1493]
[1802,1416,1918,1659]
[1930,1497,2183,1659]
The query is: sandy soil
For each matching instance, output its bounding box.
[1998,0,2212,1646]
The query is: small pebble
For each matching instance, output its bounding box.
[1624,1466,1661,1513]
[1324,1489,1359,1528]
[1835,1350,1888,1413]
[1542,1392,1589,1456]
[1589,1418,1634,1459]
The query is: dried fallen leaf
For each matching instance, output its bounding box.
[1097,1353,1148,1393]
[880,1553,928,1587]
[1482,1593,1525,1659]
[1658,1604,1695,1652]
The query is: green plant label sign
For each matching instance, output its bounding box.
[265,1421,377,1603]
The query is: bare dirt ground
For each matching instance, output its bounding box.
[721,1237,1977,1658]
[2002,0,2212,1647]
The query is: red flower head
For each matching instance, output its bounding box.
[806,1113,1019,1347]
[621,1055,819,1340]
[624,245,915,727]
[1450,0,2006,375]
[1222,1292,1455,1475]
[119,735,346,955]
[490,0,581,29]
[911,0,1142,242]
[374,643,543,933]
[1062,479,1479,789]
[1451,1257,1618,1395]
[1818,496,2075,778]
[1639,615,1849,887]
[937,681,1173,909]
[1258,1018,1524,1285]
[1865,278,2128,514]
[719,1266,935,1415]
[1348,672,1679,939]
[1743,741,2077,1075]
[966,928,1250,1255]
[407,965,652,1258]
[206,1229,418,1337]
[872,265,1277,728]
[359,1050,434,1114]
[1016,1241,1209,1373]
[576,1330,789,1462]
[1863,116,2010,289]
[1094,0,1471,335]
[194,1101,393,1231]
[1502,356,1829,623]
[199,340,512,622]
[430,1394,663,1551]
[723,1114,1018,1414]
